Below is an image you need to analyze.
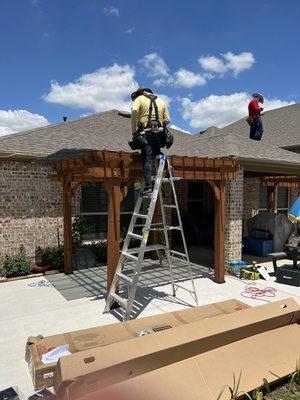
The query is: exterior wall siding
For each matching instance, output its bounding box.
[0,161,79,258]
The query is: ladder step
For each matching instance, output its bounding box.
[134,213,148,219]
[170,250,188,258]
[162,177,182,182]
[128,232,143,240]
[163,205,176,208]
[127,244,166,254]
[166,226,181,231]
[109,293,127,308]
[122,252,138,262]
[116,272,133,283]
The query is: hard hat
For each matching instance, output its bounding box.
[252,92,264,103]
[131,87,153,101]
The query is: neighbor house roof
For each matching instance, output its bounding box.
[201,103,300,149]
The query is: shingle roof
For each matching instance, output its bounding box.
[203,103,300,148]
[0,105,300,169]
[0,110,192,158]
[177,132,300,166]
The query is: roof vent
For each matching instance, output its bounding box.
[118,111,131,118]
[63,116,68,122]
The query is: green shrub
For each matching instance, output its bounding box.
[35,245,64,269]
[72,216,88,251]
[0,247,32,277]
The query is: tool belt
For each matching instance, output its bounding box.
[246,116,254,126]
[129,93,174,150]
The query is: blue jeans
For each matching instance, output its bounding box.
[141,131,162,189]
[249,116,264,141]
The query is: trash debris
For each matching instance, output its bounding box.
[28,280,53,288]
[0,387,20,400]
[41,344,71,364]
[28,388,56,399]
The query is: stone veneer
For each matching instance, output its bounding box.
[224,168,244,262]
[0,161,79,258]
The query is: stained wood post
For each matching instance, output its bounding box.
[208,180,226,283]
[267,186,276,213]
[63,178,73,274]
[106,178,121,293]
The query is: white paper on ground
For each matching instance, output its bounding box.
[258,266,271,281]
[41,344,71,364]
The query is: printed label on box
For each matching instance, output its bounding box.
[43,372,54,379]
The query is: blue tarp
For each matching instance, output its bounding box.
[288,196,300,223]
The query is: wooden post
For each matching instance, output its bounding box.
[106,178,121,293]
[208,180,226,283]
[214,181,226,283]
[267,186,276,213]
[63,178,73,274]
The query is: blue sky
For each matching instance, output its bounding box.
[0,0,299,135]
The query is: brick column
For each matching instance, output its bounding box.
[224,168,244,262]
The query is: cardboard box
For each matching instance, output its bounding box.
[25,299,247,389]
[54,298,300,397]
[91,324,300,400]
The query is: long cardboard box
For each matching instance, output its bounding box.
[79,324,300,400]
[25,299,247,389]
[54,298,300,395]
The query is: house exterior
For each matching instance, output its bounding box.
[0,104,299,264]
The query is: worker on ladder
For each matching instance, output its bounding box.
[130,87,172,196]
[248,92,264,141]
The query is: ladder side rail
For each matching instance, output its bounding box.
[124,157,166,319]
[158,186,176,296]
[167,159,198,305]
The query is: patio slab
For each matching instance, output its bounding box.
[0,257,299,398]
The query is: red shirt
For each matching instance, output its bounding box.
[248,99,263,117]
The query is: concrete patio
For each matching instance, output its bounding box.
[0,257,299,398]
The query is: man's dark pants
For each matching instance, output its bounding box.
[141,131,162,190]
[249,116,264,141]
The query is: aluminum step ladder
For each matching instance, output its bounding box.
[104,154,198,320]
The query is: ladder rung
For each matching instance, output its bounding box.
[134,213,148,219]
[110,293,127,308]
[162,177,182,182]
[116,272,133,283]
[166,226,181,231]
[122,252,138,262]
[127,244,166,254]
[170,250,188,258]
[128,232,143,240]
[163,205,176,208]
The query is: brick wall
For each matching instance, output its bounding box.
[224,168,244,262]
[0,161,79,258]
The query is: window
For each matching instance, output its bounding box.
[187,182,206,219]
[258,184,268,212]
[80,182,138,241]
[277,187,289,215]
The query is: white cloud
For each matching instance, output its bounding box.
[31,0,40,5]
[0,110,49,136]
[140,53,169,77]
[173,69,210,88]
[125,27,135,34]
[180,92,294,129]
[157,94,172,106]
[170,124,191,134]
[199,51,255,76]
[104,6,119,17]
[198,55,226,74]
[43,64,138,112]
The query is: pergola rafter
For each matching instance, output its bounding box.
[37,149,239,293]
[260,176,300,213]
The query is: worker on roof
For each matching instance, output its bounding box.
[130,87,171,196]
[248,92,264,141]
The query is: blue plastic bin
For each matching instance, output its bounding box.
[243,236,273,257]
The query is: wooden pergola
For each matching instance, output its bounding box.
[261,176,300,213]
[39,149,239,292]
